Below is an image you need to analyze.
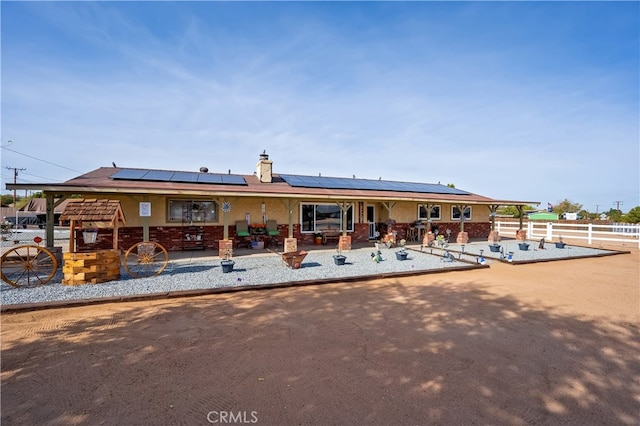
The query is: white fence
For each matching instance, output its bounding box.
[495,220,640,249]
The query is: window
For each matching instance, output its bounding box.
[418,205,441,221]
[168,199,218,223]
[301,203,353,232]
[452,206,472,220]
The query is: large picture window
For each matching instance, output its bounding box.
[452,206,472,220]
[301,203,354,233]
[418,204,441,221]
[168,199,218,223]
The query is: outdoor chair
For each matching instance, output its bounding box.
[235,221,251,249]
[266,220,280,248]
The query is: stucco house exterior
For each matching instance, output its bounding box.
[6,152,537,252]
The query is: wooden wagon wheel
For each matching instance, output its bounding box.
[1,245,58,287]
[123,241,169,278]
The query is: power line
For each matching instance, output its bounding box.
[5,167,26,206]
[21,171,63,182]
[1,146,82,173]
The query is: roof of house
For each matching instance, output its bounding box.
[18,198,71,213]
[6,165,538,206]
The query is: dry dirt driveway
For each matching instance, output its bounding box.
[2,250,639,425]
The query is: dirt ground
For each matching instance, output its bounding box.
[1,249,638,425]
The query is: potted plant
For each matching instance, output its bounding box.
[333,246,347,266]
[314,231,323,245]
[555,237,566,249]
[395,239,408,260]
[220,252,235,273]
[489,243,501,253]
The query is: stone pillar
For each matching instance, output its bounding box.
[488,230,500,243]
[284,237,297,253]
[422,232,435,247]
[338,235,351,252]
[456,231,469,244]
[218,239,233,259]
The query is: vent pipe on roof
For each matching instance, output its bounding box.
[200,167,208,173]
[256,151,272,183]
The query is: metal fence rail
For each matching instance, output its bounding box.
[496,220,640,248]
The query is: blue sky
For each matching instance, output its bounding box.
[2,1,638,213]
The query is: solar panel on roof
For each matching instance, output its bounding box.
[197,174,223,184]
[279,174,471,195]
[170,172,199,183]
[110,168,247,186]
[140,170,174,181]
[221,174,246,184]
[110,169,148,180]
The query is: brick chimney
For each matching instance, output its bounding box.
[256,151,272,183]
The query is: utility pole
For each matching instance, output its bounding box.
[613,201,623,211]
[595,204,599,214]
[5,167,26,207]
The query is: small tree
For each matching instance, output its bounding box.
[0,194,14,207]
[623,206,640,223]
[605,208,623,222]
[552,199,583,216]
[497,205,536,218]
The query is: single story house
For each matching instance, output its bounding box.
[6,152,538,252]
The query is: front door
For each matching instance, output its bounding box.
[367,205,376,239]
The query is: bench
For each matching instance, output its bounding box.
[322,231,341,245]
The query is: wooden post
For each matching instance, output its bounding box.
[488,204,498,230]
[45,193,55,249]
[337,201,353,236]
[516,205,524,230]
[280,199,299,238]
[142,216,150,242]
[113,221,119,250]
[69,219,76,253]
[223,199,229,240]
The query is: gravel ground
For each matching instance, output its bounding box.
[0,246,475,307]
[0,238,625,307]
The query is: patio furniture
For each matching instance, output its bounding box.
[235,221,251,249]
[266,220,280,247]
[322,230,341,245]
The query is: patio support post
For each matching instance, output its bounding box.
[222,198,229,240]
[421,203,435,246]
[142,197,150,243]
[516,205,527,241]
[45,193,55,248]
[455,204,470,244]
[516,205,524,230]
[280,199,299,238]
[337,201,353,236]
[381,202,396,228]
[456,204,468,233]
[488,204,500,231]
[488,204,501,243]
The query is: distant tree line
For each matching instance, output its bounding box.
[498,198,639,223]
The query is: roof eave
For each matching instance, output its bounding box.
[6,183,537,206]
